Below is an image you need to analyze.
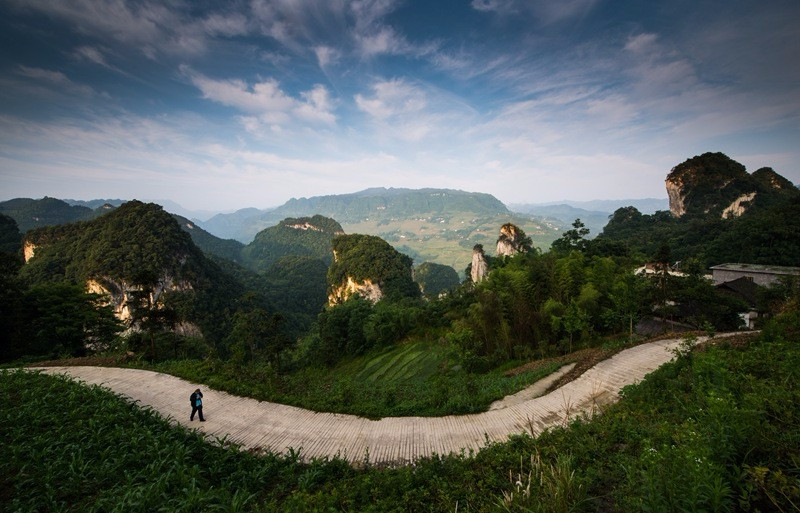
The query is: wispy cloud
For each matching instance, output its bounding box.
[14,66,97,97]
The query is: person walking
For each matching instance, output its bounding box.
[189,388,205,422]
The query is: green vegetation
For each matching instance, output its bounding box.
[328,234,420,302]
[147,340,562,418]
[413,262,460,297]
[4,309,799,511]
[2,201,296,362]
[241,215,342,273]
[595,153,800,267]
[0,197,97,232]
[0,214,21,256]
[666,152,797,218]
[172,213,245,263]
[598,195,800,267]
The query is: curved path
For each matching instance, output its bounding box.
[33,334,724,465]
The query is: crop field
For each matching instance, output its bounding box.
[343,212,560,272]
[348,340,448,382]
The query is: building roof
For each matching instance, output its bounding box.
[715,277,759,306]
[710,263,800,275]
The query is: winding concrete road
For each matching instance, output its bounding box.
[34,334,721,465]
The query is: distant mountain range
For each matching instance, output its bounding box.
[200,187,509,243]
[510,198,669,214]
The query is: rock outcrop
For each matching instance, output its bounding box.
[721,192,757,219]
[23,240,37,262]
[471,244,489,283]
[665,152,798,219]
[496,223,531,256]
[328,276,383,304]
[85,274,194,323]
[327,234,419,305]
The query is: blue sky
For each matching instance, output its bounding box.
[0,0,798,211]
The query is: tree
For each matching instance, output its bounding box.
[23,283,123,358]
[551,219,590,253]
[561,301,590,353]
[225,306,288,366]
[610,273,645,337]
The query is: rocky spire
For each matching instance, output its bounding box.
[496,223,531,256]
[471,244,489,283]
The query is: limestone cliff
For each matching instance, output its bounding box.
[23,240,37,262]
[496,223,531,256]
[665,152,798,219]
[471,244,489,283]
[328,276,383,304]
[85,274,194,324]
[326,234,419,305]
[19,200,246,341]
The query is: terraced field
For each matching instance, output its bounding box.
[349,341,448,382]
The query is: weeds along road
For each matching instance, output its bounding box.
[33,334,740,465]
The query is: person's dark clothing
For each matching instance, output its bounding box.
[190,391,205,421]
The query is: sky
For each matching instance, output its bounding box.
[0,0,798,212]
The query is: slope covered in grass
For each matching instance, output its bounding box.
[146,340,562,418]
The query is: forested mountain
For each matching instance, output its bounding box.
[18,201,262,345]
[328,234,420,304]
[171,214,244,264]
[665,152,798,218]
[0,197,103,232]
[413,262,460,296]
[509,203,609,238]
[199,188,558,274]
[241,215,343,273]
[595,153,800,266]
[0,214,21,257]
[200,188,512,242]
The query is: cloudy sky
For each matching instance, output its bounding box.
[1,0,798,212]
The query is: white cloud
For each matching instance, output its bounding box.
[624,33,658,54]
[313,45,340,69]
[202,13,249,37]
[355,79,427,120]
[184,67,336,126]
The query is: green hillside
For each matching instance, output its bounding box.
[598,155,800,266]
[0,197,98,232]
[241,215,342,273]
[172,214,245,264]
[413,262,460,297]
[197,189,560,273]
[18,201,251,345]
[201,188,518,242]
[328,234,420,302]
